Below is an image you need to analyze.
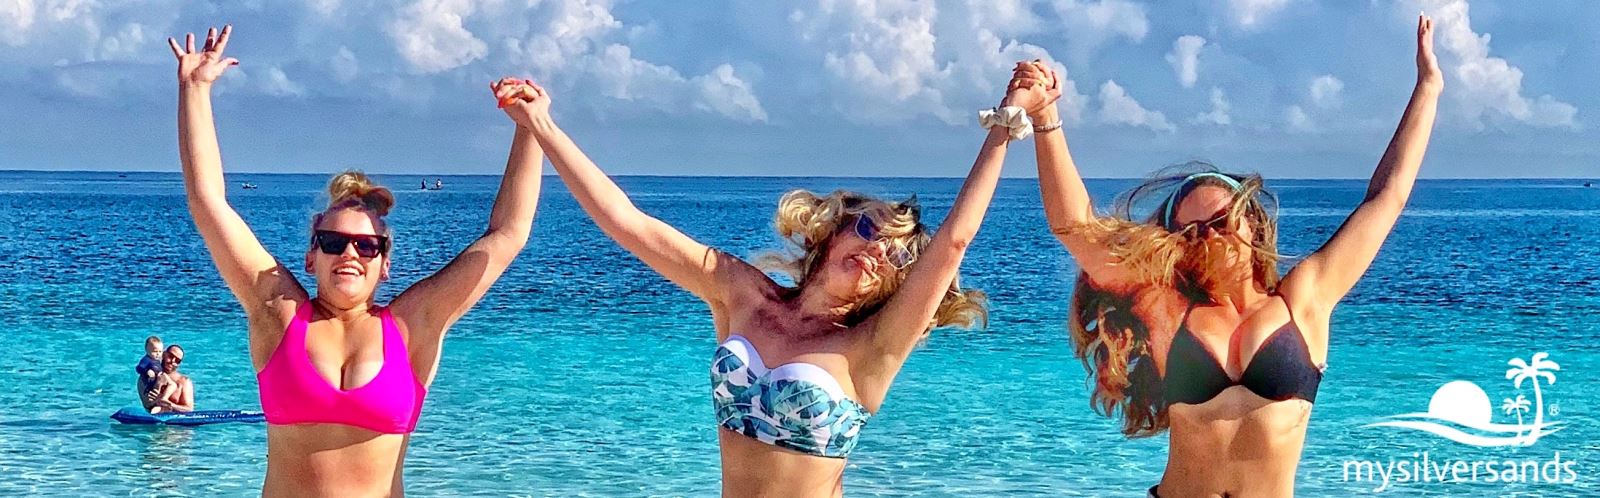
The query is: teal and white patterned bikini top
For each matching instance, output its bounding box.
[711,335,871,458]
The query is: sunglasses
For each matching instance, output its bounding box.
[164,356,183,365]
[313,230,389,258]
[1178,212,1234,238]
[847,216,914,269]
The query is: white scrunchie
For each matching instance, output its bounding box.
[978,105,1034,140]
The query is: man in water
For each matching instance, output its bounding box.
[136,336,163,410]
[147,345,194,413]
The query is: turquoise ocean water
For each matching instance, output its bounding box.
[1,171,1597,496]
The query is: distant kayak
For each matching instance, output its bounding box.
[111,406,265,426]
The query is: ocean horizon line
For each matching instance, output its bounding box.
[1,169,1594,182]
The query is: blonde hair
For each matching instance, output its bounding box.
[311,170,395,240]
[759,189,988,333]
[1066,162,1281,438]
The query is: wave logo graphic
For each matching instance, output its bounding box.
[1365,352,1566,447]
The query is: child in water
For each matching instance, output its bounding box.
[136,336,162,410]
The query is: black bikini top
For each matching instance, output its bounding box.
[1162,303,1325,405]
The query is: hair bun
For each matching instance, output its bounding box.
[326,170,395,216]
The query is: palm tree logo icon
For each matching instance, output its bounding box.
[1504,352,1561,443]
[1366,352,1566,447]
[1500,394,1529,437]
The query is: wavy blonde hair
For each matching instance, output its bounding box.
[311,170,396,244]
[1066,162,1281,438]
[759,190,988,333]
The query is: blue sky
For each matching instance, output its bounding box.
[0,0,1593,178]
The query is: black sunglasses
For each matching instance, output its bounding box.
[313,230,389,258]
[1179,213,1233,238]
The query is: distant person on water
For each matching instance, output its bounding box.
[1027,16,1443,497]
[147,345,194,414]
[434,179,443,190]
[513,64,1021,495]
[170,23,544,496]
[136,336,163,409]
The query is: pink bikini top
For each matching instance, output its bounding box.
[256,302,427,434]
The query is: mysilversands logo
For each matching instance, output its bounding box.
[1367,352,1564,446]
[1340,352,1580,492]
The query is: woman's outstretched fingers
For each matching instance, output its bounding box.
[185,32,195,54]
[168,37,184,58]
[214,25,232,54]
[205,27,217,52]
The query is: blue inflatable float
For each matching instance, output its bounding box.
[111,406,265,426]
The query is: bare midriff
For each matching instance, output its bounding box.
[262,424,410,498]
[719,429,848,498]
[1158,391,1313,498]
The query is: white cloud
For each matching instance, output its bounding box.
[814,5,945,119]
[510,0,621,76]
[1422,0,1577,129]
[694,64,769,123]
[0,0,177,62]
[593,43,686,100]
[788,0,1086,125]
[1098,80,1172,131]
[42,0,95,21]
[517,0,764,122]
[0,0,39,46]
[259,66,306,97]
[1284,104,1314,132]
[211,65,306,98]
[1309,74,1343,109]
[1165,35,1205,88]
[977,0,1039,30]
[395,0,768,122]
[582,44,767,122]
[387,0,487,74]
[97,22,147,60]
[1053,0,1149,62]
[1228,0,1292,29]
[1194,87,1230,125]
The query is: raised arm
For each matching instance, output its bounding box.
[171,26,306,314]
[1280,15,1442,314]
[519,82,753,306]
[392,78,545,344]
[1017,62,1139,291]
[863,122,1010,366]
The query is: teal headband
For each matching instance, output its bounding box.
[1162,172,1243,228]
